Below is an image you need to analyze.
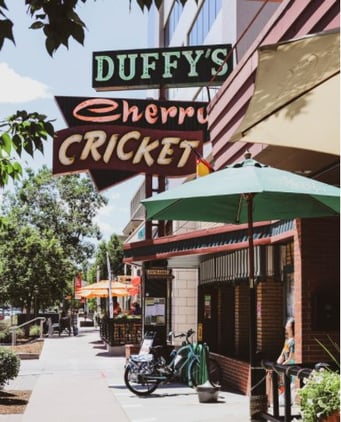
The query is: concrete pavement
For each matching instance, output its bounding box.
[1,326,250,421]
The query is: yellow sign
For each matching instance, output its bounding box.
[197,323,203,342]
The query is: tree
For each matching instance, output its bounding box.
[0,111,54,188]
[0,1,195,56]
[2,166,108,264]
[87,234,125,283]
[0,223,73,314]
[0,167,108,309]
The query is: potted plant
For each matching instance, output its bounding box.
[297,337,340,422]
[298,367,340,421]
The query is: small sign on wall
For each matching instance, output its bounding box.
[198,323,203,342]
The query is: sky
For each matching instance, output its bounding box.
[0,0,151,239]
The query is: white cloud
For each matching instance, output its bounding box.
[96,220,115,238]
[96,205,114,219]
[0,63,52,104]
[94,202,130,239]
[108,192,120,201]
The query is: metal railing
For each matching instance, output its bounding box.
[100,317,142,347]
[9,317,46,346]
[258,360,333,422]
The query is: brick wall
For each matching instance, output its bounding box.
[235,283,249,359]
[295,217,340,363]
[211,352,250,395]
[257,279,284,359]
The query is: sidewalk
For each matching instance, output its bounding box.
[0,327,250,422]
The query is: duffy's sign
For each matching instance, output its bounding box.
[53,96,207,189]
[92,44,232,91]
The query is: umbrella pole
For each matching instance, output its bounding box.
[246,194,267,418]
[106,253,114,319]
[246,194,256,366]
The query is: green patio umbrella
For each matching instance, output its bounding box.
[142,153,340,224]
[141,152,340,396]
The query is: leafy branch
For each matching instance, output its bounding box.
[1,1,197,55]
[0,110,55,187]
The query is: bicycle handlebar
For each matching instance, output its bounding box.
[171,328,195,339]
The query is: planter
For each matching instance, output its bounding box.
[196,380,220,403]
[80,320,94,327]
[320,410,340,422]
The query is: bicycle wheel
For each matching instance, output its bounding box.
[189,357,222,387]
[124,365,160,396]
[188,359,201,387]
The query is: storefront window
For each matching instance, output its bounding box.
[204,294,212,319]
[188,0,222,46]
[280,242,295,321]
[284,268,295,319]
[164,1,184,46]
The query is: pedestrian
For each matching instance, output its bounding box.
[113,301,122,316]
[130,302,141,315]
[277,317,295,365]
[277,317,295,405]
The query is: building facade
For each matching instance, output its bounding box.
[123,0,340,395]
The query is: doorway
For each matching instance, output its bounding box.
[198,284,235,355]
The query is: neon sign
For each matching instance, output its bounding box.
[53,97,208,190]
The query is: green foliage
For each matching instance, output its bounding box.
[133,0,196,11]
[0,347,20,386]
[0,0,14,50]
[0,326,27,343]
[87,234,125,283]
[29,324,41,337]
[0,1,196,55]
[298,337,340,421]
[0,111,54,188]
[0,329,11,343]
[0,324,23,344]
[0,223,70,312]
[0,167,107,310]
[298,368,340,422]
[15,327,25,339]
[315,336,340,369]
[1,0,87,56]
[86,298,97,313]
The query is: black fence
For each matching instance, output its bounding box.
[257,360,334,422]
[99,316,142,347]
[17,313,59,335]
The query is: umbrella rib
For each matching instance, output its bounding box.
[149,198,185,220]
[236,194,245,224]
[309,194,340,214]
[236,195,243,223]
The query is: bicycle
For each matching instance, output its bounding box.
[124,328,222,396]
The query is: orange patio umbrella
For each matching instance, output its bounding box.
[79,288,130,298]
[77,279,138,298]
